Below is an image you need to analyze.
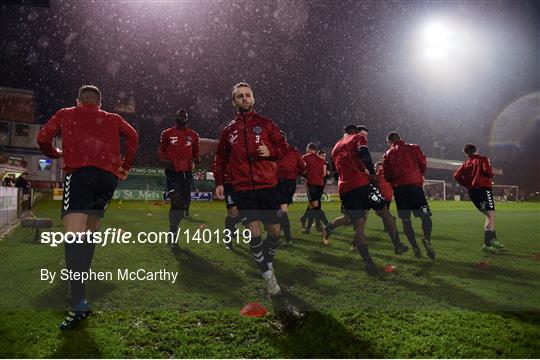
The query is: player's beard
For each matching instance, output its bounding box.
[237,102,253,113]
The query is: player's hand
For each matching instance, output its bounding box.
[52,148,63,158]
[118,166,129,180]
[257,143,270,157]
[215,185,224,200]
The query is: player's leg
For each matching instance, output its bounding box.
[168,191,183,253]
[224,205,239,250]
[479,188,504,252]
[368,184,408,255]
[59,167,116,329]
[280,203,292,243]
[322,201,351,244]
[351,216,377,274]
[411,187,435,260]
[303,199,318,234]
[182,172,193,220]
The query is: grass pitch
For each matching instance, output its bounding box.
[1,199,539,358]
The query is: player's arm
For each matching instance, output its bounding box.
[37,110,63,158]
[297,152,306,177]
[482,157,494,178]
[117,116,139,180]
[332,159,339,181]
[118,116,139,171]
[382,156,394,182]
[453,164,468,187]
[416,146,427,175]
[213,129,231,199]
[262,122,285,161]
[159,130,174,169]
[192,132,201,167]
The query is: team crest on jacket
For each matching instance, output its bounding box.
[252,126,263,134]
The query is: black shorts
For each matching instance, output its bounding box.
[340,184,386,221]
[394,185,432,219]
[236,187,281,224]
[61,167,118,218]
[224,183,238,209]
[277,179,297,205]
[307,185,324,202]
[165,169,192,197]
[469,187,495,213]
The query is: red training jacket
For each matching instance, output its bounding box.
[383,140,426,188]
[302,152,325,186]
[213,111,285,192]
[159,126,200,172]
[37,104,139,177]
[331,133,370,194]
[376,167,393,201]
[453,154,493,190]
[278,144,305,180]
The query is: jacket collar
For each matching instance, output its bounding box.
[77,104,100,111]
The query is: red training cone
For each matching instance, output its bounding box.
[476,260,490,270]
[240,302,267,318]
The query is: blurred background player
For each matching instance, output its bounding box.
[38,85,139,329]
[454,144,505,253]
[160,109,200,254]
[314,149,331,231]
[300,143,330,234]
[383,131,435,259]
[276,131,306,243]
[213,82,287,297]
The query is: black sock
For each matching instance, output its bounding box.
[317,207,330,227]
[65,234,95,308]
[402,220,419,249]
[249,236,269,273]
[266,235,280,267]
[306,209,315,230]
[356,243,374,266]
[300,207,309,222]
[389,230,402,247]
[421,216,432,239]
[484,230,495,246]
[281,212,291,240]
[169,207,182,230]
[225,215,238,246]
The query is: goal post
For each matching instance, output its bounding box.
[492,185,519,202]
[423,179,446,201]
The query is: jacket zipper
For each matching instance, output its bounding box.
[242,116,256,190]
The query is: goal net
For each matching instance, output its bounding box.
[423,179,446,201]
[492,185,519,202]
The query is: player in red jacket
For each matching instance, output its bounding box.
[323,126,405,253]
[454,144,505,253]
[213,82,287,298]
[323,125,408,258]
[160,109,200,254]
[300,143,330,234]
[37,85,139,330]
[277,131,306,243]
[383,132,435,260]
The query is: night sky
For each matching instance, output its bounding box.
[1,0,538,191]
